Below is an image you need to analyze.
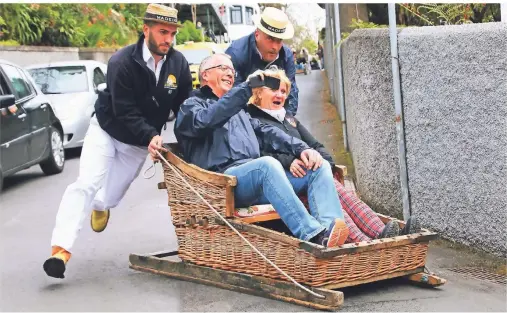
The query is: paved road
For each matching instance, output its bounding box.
[1,70,505,311]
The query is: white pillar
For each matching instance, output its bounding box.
[501,3,507,22]
[225,5,231,42]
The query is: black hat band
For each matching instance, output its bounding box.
[144,12,177,24]
[260,18,285,34]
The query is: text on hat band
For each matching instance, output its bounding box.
[260,18,286,34]
[145,12,178,24]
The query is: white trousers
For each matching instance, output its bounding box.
[51,117,148,252]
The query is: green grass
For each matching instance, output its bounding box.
[0,40,20,46]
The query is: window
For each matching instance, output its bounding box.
[93,67,106,87]
[230,5,243,25]
[0,73,10,96]
[20,69,37,95]
[2,64,33,100]
[245,7,254,25]
[28,66,88,94]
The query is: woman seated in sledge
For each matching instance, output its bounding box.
[246,66,420,243]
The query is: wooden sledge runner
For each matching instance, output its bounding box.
[129,144,445,310]
[129,251,345,311]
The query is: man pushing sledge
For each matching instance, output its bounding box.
[43,4,193,279]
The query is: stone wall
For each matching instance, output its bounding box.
[0,45,80,67]
[339,23,507,256]
[0,45,116,66]
[341,29,403,218]
[78,48,117,64]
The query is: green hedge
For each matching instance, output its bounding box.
[0,3,146,48]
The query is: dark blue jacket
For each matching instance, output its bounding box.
[247,105,335,169]
[95,35,192,146]
[225,33,299,115]
[174,82,310,173]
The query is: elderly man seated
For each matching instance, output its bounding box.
[174,53,350,248]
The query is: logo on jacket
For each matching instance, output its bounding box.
[165,74,178,93]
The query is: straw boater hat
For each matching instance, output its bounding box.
[143,3,182,27]
[252,7,294,40]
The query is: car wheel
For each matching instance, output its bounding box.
[40,126,65,175]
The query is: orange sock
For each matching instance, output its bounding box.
[51,246,71,264]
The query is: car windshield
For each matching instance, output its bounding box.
[28,66,88,94]
[180,49,212,65]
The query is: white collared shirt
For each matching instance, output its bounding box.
[142,41,166,84]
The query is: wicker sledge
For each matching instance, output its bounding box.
[129,144,446,311]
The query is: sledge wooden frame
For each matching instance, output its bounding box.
[129,251,345,311]
[128,249,445,311]
[129,144,446,310]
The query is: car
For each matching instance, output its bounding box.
[0,59,65,192]
[174,41,225,89]
[26,60,107,149]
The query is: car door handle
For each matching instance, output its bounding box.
[41,104,47,109]
[17,113,27,119]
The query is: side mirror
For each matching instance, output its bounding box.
[0,95,15,108]
[96,83,107,93]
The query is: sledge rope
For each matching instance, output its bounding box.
[143,161,157,179]
[149,150,326,299]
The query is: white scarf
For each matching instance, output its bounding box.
[261,107,286,123]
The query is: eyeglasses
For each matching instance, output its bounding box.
[204,64,235,75]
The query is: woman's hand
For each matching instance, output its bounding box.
[290,159,307,178]
[300,149,323,171]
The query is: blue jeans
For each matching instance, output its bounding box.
[224,157,343,241]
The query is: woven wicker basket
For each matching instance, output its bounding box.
[161,147,236,227]
[175,222,430,288]
[160,146,436,288]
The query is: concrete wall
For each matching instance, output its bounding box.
[398,23,507,256]
[0,45,116,66]
[341,29,403,218]
[340,23,507,256]
[78,48,117,64]
[0,45,79,67]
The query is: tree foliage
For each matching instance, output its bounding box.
[340,18,388,41]
[410,3,501,25]
[175,20,204,45]
[283,7,318,55]
[367,3,501,26]
[339,4,501,43]
[0,3,147,47]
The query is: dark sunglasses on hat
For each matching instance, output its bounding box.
[249,75,281,90]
